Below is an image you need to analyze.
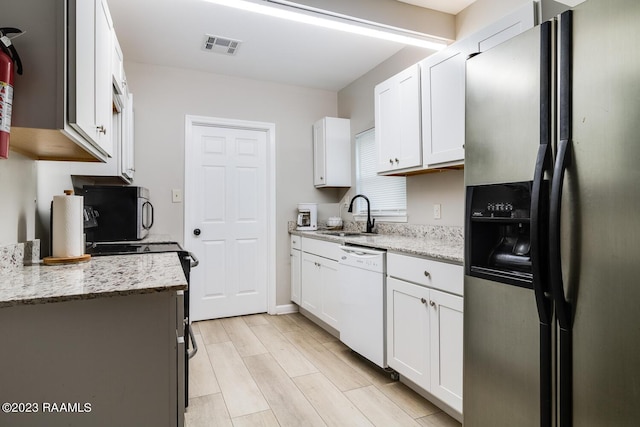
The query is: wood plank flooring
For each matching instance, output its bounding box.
[186,313,461,427]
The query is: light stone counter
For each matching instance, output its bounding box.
[0,252,187,308]
[290,222,464,264]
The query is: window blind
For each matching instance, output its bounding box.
[354,129,407,218]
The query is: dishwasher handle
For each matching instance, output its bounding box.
[339,245,386,257]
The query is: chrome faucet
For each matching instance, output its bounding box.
[347,194,375,233]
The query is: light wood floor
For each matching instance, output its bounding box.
[187,312,461,427]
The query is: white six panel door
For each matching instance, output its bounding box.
[189,124,268,321]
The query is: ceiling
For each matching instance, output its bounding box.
[398,0,476,15]
[107,0,474,91]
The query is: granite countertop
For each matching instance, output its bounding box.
[0,252,187,308]
[290,224,464,264]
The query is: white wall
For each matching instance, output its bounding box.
[0,152,36,245]
[124,61,338,307]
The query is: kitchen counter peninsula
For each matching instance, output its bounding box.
[0,243,187,426]
[0,252,187,308]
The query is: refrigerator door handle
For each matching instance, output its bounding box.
[532,20,554,328]
[550,138,573,329]
[531,20,554,427]
[552,10,574,427]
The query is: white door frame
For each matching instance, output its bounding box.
[184,115,277,315]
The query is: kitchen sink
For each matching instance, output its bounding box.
[316,231,373,237]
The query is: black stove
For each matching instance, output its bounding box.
[86,241,185,256]
[86,240,197,409]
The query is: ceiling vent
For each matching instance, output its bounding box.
[202,34,241,56]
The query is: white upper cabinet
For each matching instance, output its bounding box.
[6,0,118,162]
[420,39,469,168]
[421,1,536,169]
[313,117,351,188]
[375,64,422,174]
[69,0,114,157]
[112,33,126,96]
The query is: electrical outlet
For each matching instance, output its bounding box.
[433,203,441,220]
[172,189,183,203]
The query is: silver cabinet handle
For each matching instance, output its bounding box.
[389,158,394,165]
[429,300,436,307]
[97,125,107,135]
[424,271,430,278]
[394,158,399,163]
[421,298,427,304]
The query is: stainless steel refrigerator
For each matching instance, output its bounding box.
[464,0,640,426]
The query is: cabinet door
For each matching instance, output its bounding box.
[68,0,113,157]
[467,1,535,55]
[319,258,339,330]
[313,120,326,186]
[95,0,113,154]
[386,277,430,391]
[429,289,464,413]
[301,253,322,315]
[375,64,421,173]
[121,92,135,181]
[69,0,97,146]
[421,42,467,167]
[290,248,301,305]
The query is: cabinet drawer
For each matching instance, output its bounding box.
[301,237,340,261]
[387,253,463,296]
[290,234,302,250]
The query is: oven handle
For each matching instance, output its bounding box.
[187,251,199,268]
[187,322,198,359]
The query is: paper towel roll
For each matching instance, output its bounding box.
[52,191,84,258]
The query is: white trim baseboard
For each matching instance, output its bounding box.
[273,303,299,315]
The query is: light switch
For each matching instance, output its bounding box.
[433,204,441,220]
[172,189,183,203]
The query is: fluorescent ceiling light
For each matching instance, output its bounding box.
[203,0,448,50]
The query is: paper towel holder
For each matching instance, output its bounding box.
[43,189,92,265]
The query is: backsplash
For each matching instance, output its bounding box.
[288,221,463,245]
[0,239,40,271]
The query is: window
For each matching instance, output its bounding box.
[354,128,407,221]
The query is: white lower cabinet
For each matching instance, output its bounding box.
[429,288,464,413]
[386,253,463,414]
[290,236,301,305]
[387,276,431,387]
[300,238,340,330]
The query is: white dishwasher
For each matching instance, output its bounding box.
[338,245,387,368]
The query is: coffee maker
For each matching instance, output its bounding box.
[296,203,317,231]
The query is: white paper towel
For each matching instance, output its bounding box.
[52,191,84,258]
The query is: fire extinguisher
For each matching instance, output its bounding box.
[0,27,23,160]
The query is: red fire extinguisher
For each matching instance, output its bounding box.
[0,28,24,160]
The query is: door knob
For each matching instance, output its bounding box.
[193,228,201,236]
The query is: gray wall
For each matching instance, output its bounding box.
[0,152,36,246]
[124,61,339,307]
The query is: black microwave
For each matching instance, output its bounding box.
[82,185,154,242]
